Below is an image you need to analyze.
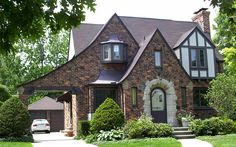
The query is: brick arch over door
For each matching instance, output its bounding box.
[143,77,178,126]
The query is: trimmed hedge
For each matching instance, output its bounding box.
[0,84,11,102]
[77,120,90,136]
[123,115,173,139]
[90,98,124,133]
[0,97,31,138]
[0,133,34,142]
[189,117,235,136]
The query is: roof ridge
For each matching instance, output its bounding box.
[119,15,196,24]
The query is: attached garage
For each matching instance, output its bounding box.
[28,96,64,132]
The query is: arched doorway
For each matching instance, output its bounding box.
[151,88,167,123]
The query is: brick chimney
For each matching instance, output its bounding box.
[192,8,210,35]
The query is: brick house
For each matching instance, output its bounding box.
[18,8,223,134]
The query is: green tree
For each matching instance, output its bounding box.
[0,30,68,94]
[0,84,11,102]
[0,0,95,54]
[213,13,236,50]
[0,97,31,137]
[209,0,236,22]
[223,47,236,73]
[90,98,124,133]
[205,73,236,120]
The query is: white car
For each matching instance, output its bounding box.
[31,119,50,133]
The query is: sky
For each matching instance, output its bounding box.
[84,0,219,37]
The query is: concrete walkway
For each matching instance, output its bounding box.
[33,132,97,147]
[179,139,213,147]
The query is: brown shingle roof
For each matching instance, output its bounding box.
[28,96,63,110]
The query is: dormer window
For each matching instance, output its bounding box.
[101,35,127,63]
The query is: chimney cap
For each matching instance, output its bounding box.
[194,8,208,14]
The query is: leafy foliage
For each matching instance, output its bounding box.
[77,120,90,137]
[223,47,236,73]
[213,13,236,50]
[0,0,96,54]
[0,84,11,102]
[209,0,236,22]
[97,129,124,142]
[205,73,236,120]
[123,115,172,139]
[0,97,31,138]
[90,98,124,133]
[0,30,68,95]
[189,117,235,136]
[0,133,34,142]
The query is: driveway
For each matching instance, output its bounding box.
[33,132,97,147]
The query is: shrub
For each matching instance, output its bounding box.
[153,123,173,137]
[221,118,234,134]
[0,97,31,138]
[233,121,236,133]
[0,84,11,102]
[203,117,224,135]
[123,115,155,139]
[97,129,123,141]
[85,134,99,143]
[189,119,205,136]
[0,133,34,142]
[123,115,172,139]
[77,120,90,136]
[90,98,124,133]
[0,101,3,107]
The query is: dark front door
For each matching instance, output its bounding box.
[94,88,117,111]
[151,88,167,123]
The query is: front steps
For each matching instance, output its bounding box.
[173,127,195,139]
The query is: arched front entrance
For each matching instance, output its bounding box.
[143,78,178,126]
[151,88,167,123]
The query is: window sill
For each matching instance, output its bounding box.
[193,106,214,110]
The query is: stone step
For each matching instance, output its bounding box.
[173,130,193,135]
[173,127,189,131]
[174,134,196,139]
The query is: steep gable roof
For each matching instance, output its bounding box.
[28,96,63,110]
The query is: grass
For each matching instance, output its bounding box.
[0,142,32,147]
[198,134,236,147]
[96,138,181,147]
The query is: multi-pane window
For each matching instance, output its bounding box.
[193,88,208,107]
[190,49,206,68]
[155,51,161,67]
[103,44,111,61]
[113,45,121,60]
[131,87,137,106]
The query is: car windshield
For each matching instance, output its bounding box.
[33,119,48,123]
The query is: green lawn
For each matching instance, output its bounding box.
[0,142,32,147]
[96,138,181,147]
[198,134,236,147]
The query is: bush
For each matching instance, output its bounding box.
[0,84,11,102]
[189,119,205,136]
[0,133,34,142]
[221,118,234,134]
[0,97,31,138]
[123,115,172,139]
[123,115,155,139]
[190,117,235,136]
[203,117,224,135]
[0,101,3,107]
[90,98,124,133]
[97,129,123,141]
[85,134,99,143]
[153,123,173,137]
[77,120,90,136]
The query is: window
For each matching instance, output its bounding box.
[101,44,126,63]
[151,89,165,111]
[193,88,208,107]
[191,49,197,67]
[181,87,187,109]
[113,45,121,60]
[103,44,111,61]
[190,49,206,68]
[131,87,137,106]
[155,51,161,67]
